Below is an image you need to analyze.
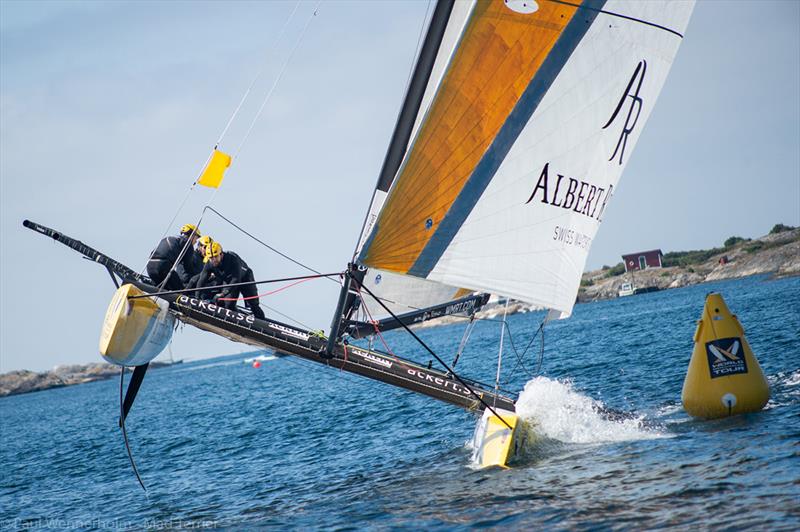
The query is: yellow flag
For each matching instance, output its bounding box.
[197,149,232,188]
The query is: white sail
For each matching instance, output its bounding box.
[358,0,695,317]
[356,267,472,320]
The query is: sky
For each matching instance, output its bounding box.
[1,0,798,372]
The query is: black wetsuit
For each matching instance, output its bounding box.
[146,235,198,290]
[196,251,265,320]
[185,249,209,293]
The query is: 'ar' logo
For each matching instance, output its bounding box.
[602,60,647,165]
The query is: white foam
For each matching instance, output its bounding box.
[514,377,666,444]
[783,370,800,387]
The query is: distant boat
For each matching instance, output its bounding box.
[618,282,636,297]
[618,282,659,297]
[243,354,275,364]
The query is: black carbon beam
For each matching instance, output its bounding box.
[23,220,151,285]
[163,289,515,412]
[347,293,490,338]
[23,220,516,413]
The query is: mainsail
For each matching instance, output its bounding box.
[352,0,476,318]
[357,0,695,318]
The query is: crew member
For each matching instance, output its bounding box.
[197,235,215,258]
[187,235,217,297]
[197,242,266,320]
[146,224,201,290]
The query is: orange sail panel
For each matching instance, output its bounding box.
[361,0,579,273]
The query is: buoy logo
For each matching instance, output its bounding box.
[706,337,748,379]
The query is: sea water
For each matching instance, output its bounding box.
[1,274,798,529]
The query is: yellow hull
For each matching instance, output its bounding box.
[99,284,174,366]
[471,408,522,469]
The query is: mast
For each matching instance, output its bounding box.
[326,0,456,354]
[353,0,455,244]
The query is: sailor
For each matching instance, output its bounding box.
[197,242,266,320]
[187,235,217,295]
[197,235,215,258]
[146,224,202,290]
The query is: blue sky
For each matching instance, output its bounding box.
[1,0,798,372]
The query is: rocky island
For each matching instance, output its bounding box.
[578,224,799,302]
[0,361,174,398]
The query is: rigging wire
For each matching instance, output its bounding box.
[216,1,302,147]
[139,3,303,277]
[154,0,325,294]
[204,206,335,282]
[402,0,434,91]
[354,286,404,365]
[494,299,510,397]
[150,202,338,330]
[353,288,517,396]
[450,316,476,368]
[217,276,316,302]
[260,302,314,331]
[128,272,341,300]
[423,310,547,386]
[232,0,323,160]
[355,279,514,430]
[500,317,546,385]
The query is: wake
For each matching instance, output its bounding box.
[514,376,667,444]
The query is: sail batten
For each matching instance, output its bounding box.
[357,0,694,316]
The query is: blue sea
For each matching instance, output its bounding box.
[2,275,799,530]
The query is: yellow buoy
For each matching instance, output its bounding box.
[681,293,769,419]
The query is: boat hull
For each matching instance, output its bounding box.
[99,284,174,366]
[168,291,516,412]
[471,408,524,469]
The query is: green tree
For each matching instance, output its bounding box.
[769,223,795,234]
[724,236,746,247]
[604,263,625,277]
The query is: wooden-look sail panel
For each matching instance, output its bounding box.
[360,0,580,272]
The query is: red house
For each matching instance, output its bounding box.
[622,249,663,272]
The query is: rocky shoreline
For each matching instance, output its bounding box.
[419,226,799,327]
[0,361,174,398]
[578,227,799,302]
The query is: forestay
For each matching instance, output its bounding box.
[357,0,695,318]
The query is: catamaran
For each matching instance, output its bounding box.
[24,0,695,485]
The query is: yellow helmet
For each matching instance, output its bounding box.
[180,223,201,237]
[198,235,214,248]
[205,241,223,262]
